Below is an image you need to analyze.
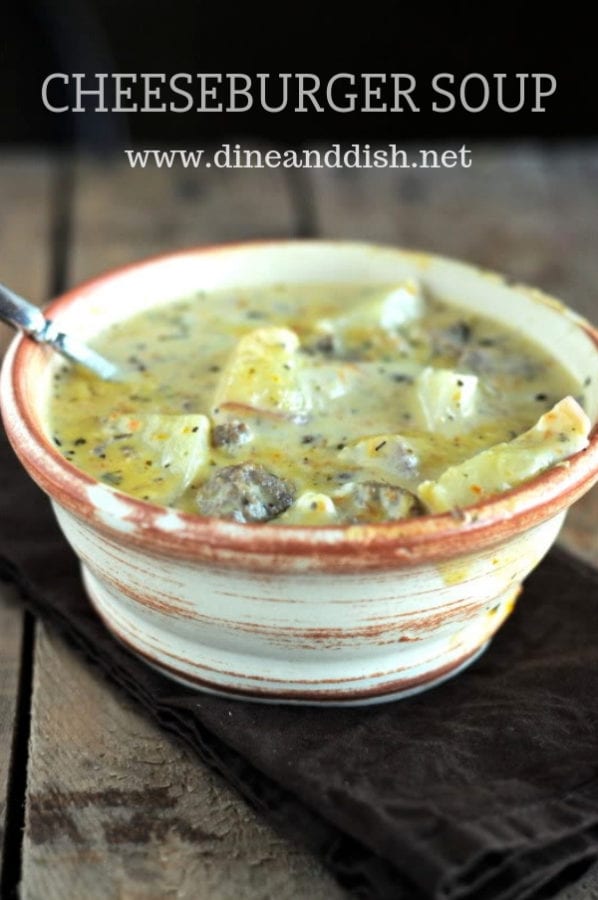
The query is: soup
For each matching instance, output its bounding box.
[49,280,590,524]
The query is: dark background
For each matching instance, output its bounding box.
[3,1,596,148]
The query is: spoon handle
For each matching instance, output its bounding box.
[0,283,120,380]
[0,284,48,338]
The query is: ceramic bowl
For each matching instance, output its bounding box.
[2,241,598,705]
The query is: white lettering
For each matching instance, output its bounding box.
[41,73,69,112]
[460,73,490,113]
[72,73,109,112]
[362,74,387,112]
[326,73,356,113]
[532,73,557,111]
[227,73,253,112]
[197,74,223,112]
[296,74,324,112]
[140,74,166,112]
[169,73,193,113]
[113,74,138,112]
[257,73,291,113]
[431,73,456,112]
[390,74,420,112]
[495,73,528,113]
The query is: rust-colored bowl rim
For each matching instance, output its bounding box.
[3,240,598,569]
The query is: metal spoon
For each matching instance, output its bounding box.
[0,283,120,380]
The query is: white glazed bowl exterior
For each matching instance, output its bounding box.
[2,242,598,704]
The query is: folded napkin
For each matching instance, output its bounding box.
[1,423,598,900]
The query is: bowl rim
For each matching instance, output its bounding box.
[3,239,598,567]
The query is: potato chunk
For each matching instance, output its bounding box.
[108,413,211,491]
[338,434,421,486]
[212,326,361,420]
[414,367,479,434]
[315,280,424,336]
[212,327,310,420]
[418,396,591,513]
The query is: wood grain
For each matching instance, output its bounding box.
[0,586,23,852]
[310,142,598,320]
[308,141,598,565]
[0,155,53,878]
[21,627,343,900]
[0,154,53,355]
[21,154,345,899]
[68,152,296,284]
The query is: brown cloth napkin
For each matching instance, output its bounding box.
[1,423,598,900]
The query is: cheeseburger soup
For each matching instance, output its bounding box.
[49,280,590,524]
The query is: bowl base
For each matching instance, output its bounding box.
[138,640,490,706]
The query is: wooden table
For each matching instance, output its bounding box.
[1,145,598,899]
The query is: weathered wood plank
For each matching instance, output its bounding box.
[309,142,598,565]
[21,155,345,899]
[22,627,344,900]
[68,152,296,283]
[311,142,598,319]
[0,586,23,847]
[0,154,53,353]
[0,154,53,883]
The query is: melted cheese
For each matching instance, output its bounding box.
[49,280,590,523]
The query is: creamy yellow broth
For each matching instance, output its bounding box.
[49,281,589,524]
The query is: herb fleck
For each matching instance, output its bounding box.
[101,471,123,486]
